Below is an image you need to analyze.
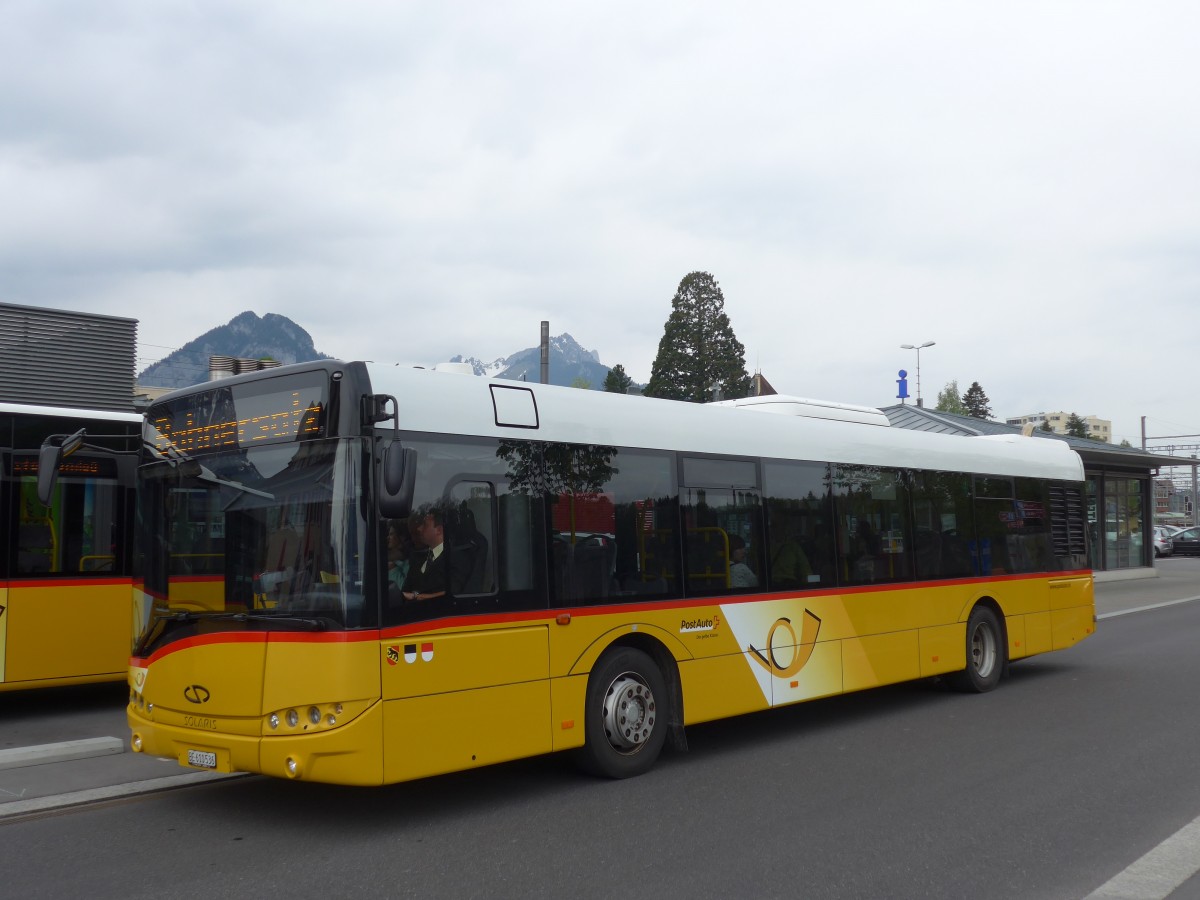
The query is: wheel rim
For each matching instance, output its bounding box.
[601,671,657,754]
[969,620,998,679]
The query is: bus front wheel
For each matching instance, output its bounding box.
[579,647,668,778]
[951,605,1005,693]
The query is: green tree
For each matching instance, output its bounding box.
[645,271,751,403]
[1039,420,1055,433]
[962,382,993,419]
[603,364,633,394]
[935,380,967,415]
[1065,413,1090,439]
[570,376,592,391]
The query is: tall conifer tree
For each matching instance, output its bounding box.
[603,363,633,394]
[962,381,993,419]
[645,272,751,403]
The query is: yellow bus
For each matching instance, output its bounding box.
[112,361,1093,783]
[1,402,139,691]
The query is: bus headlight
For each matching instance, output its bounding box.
[262,699,371,735]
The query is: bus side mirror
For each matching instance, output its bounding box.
[36,429,85,506]
[379,444,417,519]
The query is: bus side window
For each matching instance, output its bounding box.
[831,464,914,586]
[763,460,835,591]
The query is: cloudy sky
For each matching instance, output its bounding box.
[4,2,1197,448]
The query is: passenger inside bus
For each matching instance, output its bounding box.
[728,535,758,588]
[768,517,814,588]
[400,508,448,602]
[386,521,413,590]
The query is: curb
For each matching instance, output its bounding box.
[0,770,246,820]
[0,737,125,771]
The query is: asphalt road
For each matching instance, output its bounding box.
[4,562,1200,900]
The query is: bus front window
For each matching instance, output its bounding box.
[134,438,372,654]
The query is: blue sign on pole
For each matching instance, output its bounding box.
[896,369,909,400]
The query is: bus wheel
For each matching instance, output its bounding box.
[579,647,668,779]
[952,605,1004,693]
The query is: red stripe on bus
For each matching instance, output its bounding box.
[3,577,133,589]
[131,569,1091,662]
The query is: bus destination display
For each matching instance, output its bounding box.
[147,378,327,456]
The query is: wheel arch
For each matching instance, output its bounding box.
[955,595,1010,688]
[573,628,689,753]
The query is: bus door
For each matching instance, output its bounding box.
[380,476,552,781]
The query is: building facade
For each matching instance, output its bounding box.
[1005,411,1113,442]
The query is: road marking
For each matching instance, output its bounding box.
[1083,816,1200,899]
[0,737,125,771]
[1097,596,1200,620]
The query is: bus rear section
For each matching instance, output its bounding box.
[1,404,137,692]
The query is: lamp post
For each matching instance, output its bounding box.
[900,341,935,407]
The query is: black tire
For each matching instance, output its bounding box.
[950,605,1005,693]
[578,647,668,779]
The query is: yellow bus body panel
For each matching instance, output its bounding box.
[384,681,552,782]
[0,579,129,689]
[262,640,380,713]
[380,625,552,781]
[842,631,921,693]
[128,571,1095,785]
[919,622,966,677]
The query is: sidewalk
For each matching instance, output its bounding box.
[3,563,1199,820]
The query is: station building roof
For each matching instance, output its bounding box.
[880,404,1179,473]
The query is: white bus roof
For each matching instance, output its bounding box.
[708,394,891,427]
[0,401,142,423]
[365,365,1085,483]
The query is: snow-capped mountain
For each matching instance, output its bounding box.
[449,332,617,389]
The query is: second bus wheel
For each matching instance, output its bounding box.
[579,647,669,779]
[950,605,1005,693]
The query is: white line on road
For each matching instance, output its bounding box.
[1082,816,1200,899]
[1097,596,1200,620]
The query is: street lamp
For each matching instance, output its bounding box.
[900,341,935,407]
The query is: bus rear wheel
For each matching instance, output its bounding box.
[951,605,1005,693]
[579,647,668,778]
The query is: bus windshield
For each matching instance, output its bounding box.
[133,436,372,654]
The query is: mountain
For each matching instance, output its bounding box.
[138,312,330,388]
[449,333,622,389]
[139,316,625,392]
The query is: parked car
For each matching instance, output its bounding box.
[1154,526,1175,558]
[1169,526,1200,556]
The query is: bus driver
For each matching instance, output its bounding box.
[400,508,448,602]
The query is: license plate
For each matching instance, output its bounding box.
[186,749,217,769]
